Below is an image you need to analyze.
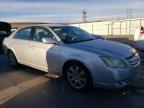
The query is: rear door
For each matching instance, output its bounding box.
[12,27,32,65]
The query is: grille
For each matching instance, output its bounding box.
[126,53,140,66]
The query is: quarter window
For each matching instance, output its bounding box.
[15,28,31,40]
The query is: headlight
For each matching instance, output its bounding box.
[100,56,127,68]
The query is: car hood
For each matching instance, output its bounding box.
[68,39,134,58]
[0,22,11,33]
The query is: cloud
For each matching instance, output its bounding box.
[0,0,144,22]
[1,14,80,23]
[0,1,144,11]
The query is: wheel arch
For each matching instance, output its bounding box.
[62,60,91,79]
[7,48,19,62]
[62,60,93,90]
[7,48,14,55]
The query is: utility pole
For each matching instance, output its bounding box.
[127,8,133,19]
[82,9,87,23]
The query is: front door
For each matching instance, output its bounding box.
[29,26,60,72]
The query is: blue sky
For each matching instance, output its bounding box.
[0,0,144,23]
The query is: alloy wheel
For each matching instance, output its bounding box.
[66,65,87,90]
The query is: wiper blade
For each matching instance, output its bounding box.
[67,39,95,44]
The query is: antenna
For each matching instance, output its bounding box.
[82,9,87,23]
[127,8,132,19]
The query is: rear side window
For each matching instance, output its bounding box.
[15,28,31,40]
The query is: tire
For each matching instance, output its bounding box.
[7,51,19,67]
[64,62,92,91]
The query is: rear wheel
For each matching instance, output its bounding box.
[64,62,92,91]
[7,51,19,67]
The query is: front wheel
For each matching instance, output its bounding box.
[65,62,92,91]
[7,51,19,67]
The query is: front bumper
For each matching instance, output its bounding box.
[89,64,140,89]
[103,71,139,89]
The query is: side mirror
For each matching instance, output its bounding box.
[42,37,58,44]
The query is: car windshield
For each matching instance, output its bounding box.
[51,26,95,43]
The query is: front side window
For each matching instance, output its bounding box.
[33,27,54,42]
[51,26,95,43]
[15,28,31,40]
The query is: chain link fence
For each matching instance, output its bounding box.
[72,18,144,39]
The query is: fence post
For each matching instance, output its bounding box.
[111,21,113,36]
[107,23,110,36]
[140,19,142,26]
[92,24,93,34]
[79,24,80,28]
[129,20,131,36]
[126,20,127,36]
[120,21,122,36]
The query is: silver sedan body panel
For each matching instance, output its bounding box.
[59,42,140,88]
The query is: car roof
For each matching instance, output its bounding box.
[17,24,70,30]
[39,24,69,27]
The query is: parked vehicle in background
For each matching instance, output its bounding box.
[134,26,144,41]
[3,25,140,90]
[134,26,144,50]
[133,26,144,62]
[0,22,11,53]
